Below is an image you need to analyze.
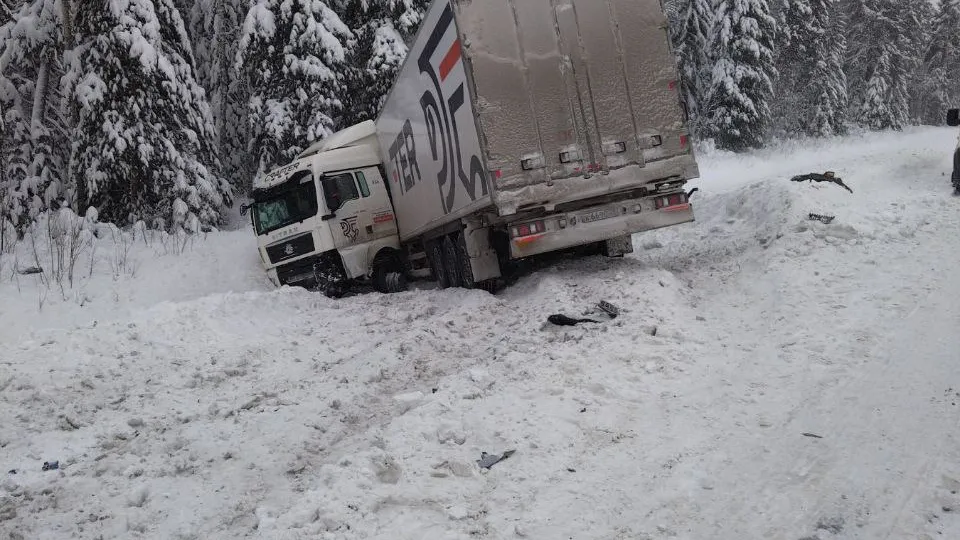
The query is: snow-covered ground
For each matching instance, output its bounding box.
[2,127,959,539]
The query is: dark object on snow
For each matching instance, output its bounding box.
[802,432,823,439]
[477,450,515,469]
[791,171,853,194]
[548,314,598,326]
[548,300,621,326]
[808,213,836,225]
[7,470,15,475]
[598,300,620,319]
[42,461,59,471]
[17,267,42,275]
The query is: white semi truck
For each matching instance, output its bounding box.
[248,0,700,295]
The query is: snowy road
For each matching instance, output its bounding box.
[2,128,960,539]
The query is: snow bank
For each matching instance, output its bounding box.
[0,217,269,343]
[3,127,960,539]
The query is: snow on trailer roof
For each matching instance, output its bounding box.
[253,121,380,192]
[297,120,378,159]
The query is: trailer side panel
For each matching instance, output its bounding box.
[377,0,493,241]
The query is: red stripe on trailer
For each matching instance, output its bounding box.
[439,39,462,81]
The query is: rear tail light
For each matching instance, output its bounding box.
[680,135,689,149]
[655,193,688,210]
[511,220,546,238]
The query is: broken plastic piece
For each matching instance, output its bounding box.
[598,301,620,318]
[808,213,836,224]
[791,172,853,194]
[42,461,59,471]
[548,314,598,326]
[477,450,515,469]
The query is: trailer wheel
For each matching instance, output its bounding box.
[442,235,463,289]
[454,233,476,289]
[427,239,450,288]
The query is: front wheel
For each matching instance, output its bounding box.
[373,254,408,294]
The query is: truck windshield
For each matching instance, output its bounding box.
[252,173,319,235]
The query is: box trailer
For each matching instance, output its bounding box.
[248,0,700,295]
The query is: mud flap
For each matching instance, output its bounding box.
[602,235,634,257]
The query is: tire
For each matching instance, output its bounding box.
[382,271,407,293]
[454,233,476,289]
[427,239,450,288]
[323,281,347,299]
[477,279,499,294]
[372,253,408,294]
[313,255,347,298]
[442,235,463,289]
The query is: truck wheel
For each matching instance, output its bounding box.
[455,233,476,289]
[313,255,348,298]
[324,282,347,299]
[442,236,463,289]
[427,239,450,288]
[373,254,408,294]
[477,279,499,294]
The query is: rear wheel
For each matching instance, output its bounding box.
[454,233,476,289]
[427,239,450,288]
[442,236,463,289]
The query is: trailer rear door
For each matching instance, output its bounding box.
[455,0,690,210]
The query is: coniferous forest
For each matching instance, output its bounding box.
[0,0,953,237]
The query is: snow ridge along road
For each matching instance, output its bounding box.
[2,127,959,539]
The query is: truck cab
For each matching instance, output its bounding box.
[248,122,407,295]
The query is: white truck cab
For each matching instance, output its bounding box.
[248,122,407,295]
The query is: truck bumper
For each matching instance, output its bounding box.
[509,199,694,259]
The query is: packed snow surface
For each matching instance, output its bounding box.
[2,127,960,539]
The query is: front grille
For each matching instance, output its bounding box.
[277,257,318,286]
[266,233,315,264]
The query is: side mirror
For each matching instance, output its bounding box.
[239,203,251,216]
[948,109,960,127]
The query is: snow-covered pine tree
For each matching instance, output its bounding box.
[65,0,231,231]
[808,14,848,136]
[669,0,714,139]
[236,0,352,178]
[705,0,778,151]
[189,0,255,189]
[845,0,918,131]
[905,0,935,124]
[0,0,70,233]
[916,0,960,125]
[337,0,427,127]
[775,0,847,137]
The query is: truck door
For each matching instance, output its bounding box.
[321,171,371,250]
[356,167,399,241]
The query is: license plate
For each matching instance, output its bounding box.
[578,209,617,224]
